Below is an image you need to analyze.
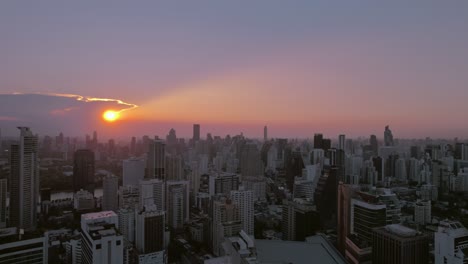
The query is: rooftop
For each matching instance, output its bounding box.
[255,235,345,264]
[82,211,117,221]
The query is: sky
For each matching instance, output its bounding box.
[1,1,468,139]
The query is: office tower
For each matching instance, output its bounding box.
[337,183,360,254]
[211,198,242,256]
[73,149,95,193]
[384,125,394,146]
[119,185,140,210]
[282,198,319,241]
[322,138,332,151]
[0,178,6,228]
[0,229,48,263]
[73,189,95,211]
[166,128,177,145]
[102,174,118,212]
[395,157,407,182]
[435,220,468,264]
[314,133,323,149]
[242,176,267,201]
[372,156,383,182]
[240,142,264,177]
[166,180,189,229]
[408,158,421,182]
[372,224,429,264]
[123,157,145,186]
[209,173,239,196]
[230,190,254,235]
[10,127,39,231]
[80,211,123,264]
[118,208,136,243]
[264,126,268,141]
[414,200,431,225]
[370,135,378,155]
[136,205,166,263]
[139,179,165,211]
[338,134,345,150]
[165,154,183,181]
[146,139,165,180]
[293,165,320,200]
[92,130,98,148]
[193,124,200,142]
[351,198,387,244]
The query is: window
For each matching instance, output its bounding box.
[96,244,101,249]
[116,240,121,246]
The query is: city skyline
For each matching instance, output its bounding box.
[1,2,468,138]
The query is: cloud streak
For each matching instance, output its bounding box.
[11,92,138,113]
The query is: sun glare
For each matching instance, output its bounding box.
[103,110,119,122]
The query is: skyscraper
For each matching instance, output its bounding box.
[384,126,394,146]
[230,189,254,235]
[102,174,118,212]
[136,205,166,263]
[370,135,378,155]
[73,149,95,193]
[264,126,268,142]
[211,198,242,256]
[282,198,319,241]
[193,124,200,142]
[166,180,189,230]
[338,134,345,151]
[0,178,6,228]
[10,127,39,231]
[314,133,323,149]
[146,139,165,180]
[372,224,429,264]
[80,211,123,264]
[139,178,165,211]
[123,157,145,186]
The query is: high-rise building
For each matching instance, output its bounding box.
[264,126,268,142]
[395,158,407,182]
[314,133,323,149]
[102,175,118,212]
[135,205,166,263]
[282,198,319,241]
[119,185,140,210]
[165,154,183,181]
[0,178,6,228]
[0,229,48,264]
[434,220,468,264]
[337,183,360,254]
[372,224,429,264]
[146,139,165,180]
[10,127,39,231]
[73,149,95,193]
[240,143,264,177]
[118,208,136,243]
[414,200,431,225]
[166,180,189,229]
[80,211,123,264]
[384,126,394,146]
[370,135,378,155]
[73,189,95,211]
[123,157,145,186]
[209,173,239,196]
[139,179,165,211]
[230,189,254,235]
[193,124,200,142]
[211,198,242,256]
[338,134,345,151]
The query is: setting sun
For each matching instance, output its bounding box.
[102,110,119,122]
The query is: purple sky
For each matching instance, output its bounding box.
[1,1,468,139]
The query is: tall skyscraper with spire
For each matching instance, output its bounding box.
[264,126,268,141]
[384,126,394,146]
[10,127,39,231]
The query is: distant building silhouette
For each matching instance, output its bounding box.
[73,149,95,193]
[193,124,200,142]
[384,126,394,146]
